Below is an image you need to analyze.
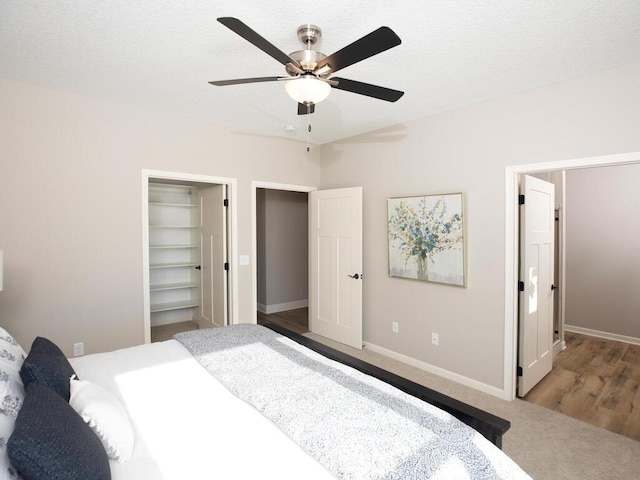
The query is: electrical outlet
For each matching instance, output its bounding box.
[392,321,399,333]
[73,342,84,357]
[431,333,439,346]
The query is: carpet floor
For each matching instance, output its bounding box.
[303,331,640,480]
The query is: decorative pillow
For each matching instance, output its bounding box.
[19,337,76,402]
[69,378,134,462]
[0,327,26,373]
[8,383,110,480]
[0,383,23,480]
[0,327,26,480]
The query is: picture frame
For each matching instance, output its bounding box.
[387,192,466,287]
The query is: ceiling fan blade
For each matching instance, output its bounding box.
[331,77,404,102]
[218,17,301,69]
[209,76,283,86]
[315,26,401,75]
[297,103,315,115]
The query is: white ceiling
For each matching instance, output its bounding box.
[2,1,640,145]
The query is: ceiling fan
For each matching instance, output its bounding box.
[209,17,404,115]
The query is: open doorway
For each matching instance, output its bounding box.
[255,187,310,334]
[519,163,640,439]
[252,182,364,349]
[505,152,640,400]
[142,170,238,344]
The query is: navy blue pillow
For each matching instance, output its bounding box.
[20,337,77,402]
[8,383,110,480]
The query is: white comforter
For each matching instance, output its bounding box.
[70,340,333,480]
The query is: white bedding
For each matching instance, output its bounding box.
[69,340,333,480]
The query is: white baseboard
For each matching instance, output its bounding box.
[363,342,506,399]
[564,325,640,346]
[553,340,566,356]
[257,299,308,315]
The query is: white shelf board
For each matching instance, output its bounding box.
[149,202,198,208]
[150,282,199,292]
[150,300,199,313]
[149,225,199,229]
[150,262,200,269]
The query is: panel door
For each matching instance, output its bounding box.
[518,175,555,396]
[199,184,227,328]
[309,187,363,349]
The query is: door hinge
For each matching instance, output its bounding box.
[518,281,525,292]
[224,262,229,271]
[518,194,525,205]
[223,198,229,207]
[517,366,523,377]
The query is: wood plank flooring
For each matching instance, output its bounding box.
[151,321,199,342]
[151,308,309,343]
[524,331,640,440]
[257,307,309,335]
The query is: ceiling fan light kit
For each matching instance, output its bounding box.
[285,75,331,104]
[210,17,404,116]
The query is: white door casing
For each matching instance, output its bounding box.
[309,187,363,349]
[518,175,555,397]
[200,184,228,328]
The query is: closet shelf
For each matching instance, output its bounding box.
[149,225,199,229]
[151,300,199,313]
[150,282,199,292]
[150,262,200,269]
[149,202,198,208]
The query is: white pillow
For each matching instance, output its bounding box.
[0,326,25,480]
[69,377,134,462]
[0,326,26,373]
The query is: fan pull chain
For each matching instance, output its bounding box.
[307,123,311,152]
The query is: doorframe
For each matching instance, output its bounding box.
[142,169,238,343]
[250,181,316,324]
[504,151,640,400]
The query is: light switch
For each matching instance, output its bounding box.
[239,255,250,266]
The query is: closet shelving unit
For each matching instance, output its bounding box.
[148,184,201,326]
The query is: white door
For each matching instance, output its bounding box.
[309,187,363,349]
[518,175,555,397]
[199,185,227,328]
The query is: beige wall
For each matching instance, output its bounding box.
[0,77,321,356]
[319,61,640,390]
[565,164,640,338]
[2,60,640,393]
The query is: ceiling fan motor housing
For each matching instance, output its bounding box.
[285,50,328,76]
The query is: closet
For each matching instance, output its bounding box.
[148,183,201,326]
[146,180,229,331]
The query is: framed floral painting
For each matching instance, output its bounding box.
[387,193,466,286]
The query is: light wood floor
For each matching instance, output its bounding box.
[151,321,199,342]
[151,308,309,343]
[257,307,309,335]
[524,331,640,440]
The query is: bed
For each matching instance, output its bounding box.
[0,324,531,480]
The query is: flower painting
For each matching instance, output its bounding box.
[387,193,466,286]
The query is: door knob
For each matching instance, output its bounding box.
[195,265,202,270]
[551,284,558,291]
[348,273,360,279]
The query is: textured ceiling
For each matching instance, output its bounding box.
[2,1,640,145]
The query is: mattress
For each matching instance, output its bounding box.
[67,327,531,480]
[70,339,333,480]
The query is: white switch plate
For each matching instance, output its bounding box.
[392,321,399,333]
[431,333,439,346]
[239,255,250,266]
